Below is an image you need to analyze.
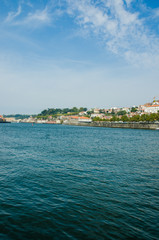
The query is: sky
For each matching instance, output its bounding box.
[0,0,159,114]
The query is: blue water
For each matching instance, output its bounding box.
[0,123,159,240]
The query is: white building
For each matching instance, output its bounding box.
[78,117,92,123]
[144,105,159,113]
[143,100,159,113]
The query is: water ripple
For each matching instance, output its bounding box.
[0,124,159,239]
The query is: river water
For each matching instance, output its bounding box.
[0,123,159,239]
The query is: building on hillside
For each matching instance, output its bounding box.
[110,107,121,114]
[5,117,16,122]
[121,107,130,113]
[78,116,92,123]
[144,104,159,113]
[78,111,87,116]
[93,108,100,114]
[91,113,104,119]
[142,99,159,113]
[63,115,92,124]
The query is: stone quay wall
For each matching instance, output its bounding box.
[63,121,159,130]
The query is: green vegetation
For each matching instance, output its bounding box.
[87,110,93,115]
[111,109,116,115]
[37,107,87,119]
[93,112,159,122]
[121,115,129,122]
[117,110,127,116]
[3,114,32,119]
[92,117,106,122]
[110,116,120,122]
[131,107,138,112]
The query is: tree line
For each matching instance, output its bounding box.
[38,107,87,118]
[93,112,159,122]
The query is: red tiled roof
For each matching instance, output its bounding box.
[70,116,79,119]
[147,105,159,107]
[79,116,90,119]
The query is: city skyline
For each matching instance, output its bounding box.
[0,0,159,114]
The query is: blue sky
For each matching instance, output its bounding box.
[0,0,159,114]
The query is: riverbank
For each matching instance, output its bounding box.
[0,121,11,123]
[63,121,159,130]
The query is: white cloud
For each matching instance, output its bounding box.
[66,0,140,46]
[3,0,159,66]
[4,3,61,27]
[66,0,159,65]
[125,0,132,7]
[24,6,51,25]
[5,5,22,22]
[153,8,159,18]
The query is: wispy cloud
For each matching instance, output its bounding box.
[3,0,159,66]
[22,6,51,25]
[5,5,22,22]
[4,1,62,27]
[66,0,159,65]
[153,8,159,18]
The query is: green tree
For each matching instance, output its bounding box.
[131,107,138,112]
[121,115,129,122]
[93,117,102,121]
[130,115,140,122]
[87,110,93,115]
[110,116,119,122]
[117,110,127,116]
[140,114,148,121]
[111,109,116,115]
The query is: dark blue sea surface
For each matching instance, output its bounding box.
[0,123,159,240]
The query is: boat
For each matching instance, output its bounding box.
[0,116,11,123]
